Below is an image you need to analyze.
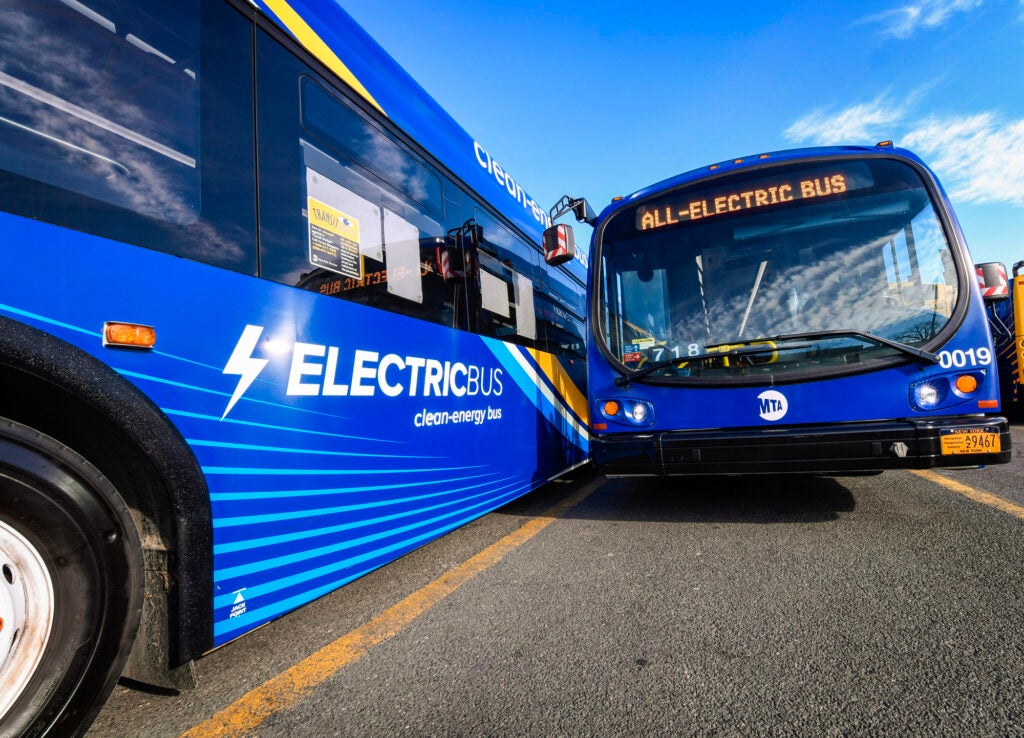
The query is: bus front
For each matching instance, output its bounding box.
[588,145,1011,474]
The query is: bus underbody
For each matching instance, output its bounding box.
[592,416,1011,475]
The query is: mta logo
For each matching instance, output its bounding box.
[757,390,789,421]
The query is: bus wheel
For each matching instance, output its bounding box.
[0,418,143,737]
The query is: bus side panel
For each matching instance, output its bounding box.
[0,212,587,645]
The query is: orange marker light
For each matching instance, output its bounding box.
[978,399,999,409]
[954,375,979,394]
[602,400,620,417]
[103,322,156,349]
[592,422,608,431]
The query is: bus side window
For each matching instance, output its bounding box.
[0,0,257,273]
[469,209,539,347]
[256,39,464,328]
[536,288,587,393]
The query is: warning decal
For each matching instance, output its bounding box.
[308,196,362,279]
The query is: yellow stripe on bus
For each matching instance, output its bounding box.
[527,348,589,425]
[262,0,385,115]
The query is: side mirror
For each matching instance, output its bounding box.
[975,261,1009,302]
[543,223,576,266]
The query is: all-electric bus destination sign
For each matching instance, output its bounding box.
[636,164,874,231]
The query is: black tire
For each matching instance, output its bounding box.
[0,418,143,737]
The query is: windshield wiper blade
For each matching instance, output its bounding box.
[614,329,938,387]
[752,329,940,364]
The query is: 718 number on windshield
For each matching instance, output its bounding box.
[652,344,702,361]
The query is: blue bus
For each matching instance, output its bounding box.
[0,0,588,733]
[545,143,1010,476]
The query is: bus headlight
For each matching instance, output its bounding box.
[911,379,948,410]
[597,397,656,427]
[915,382,941,408]
[629,403,649,423]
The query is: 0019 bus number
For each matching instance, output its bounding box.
[936,347,992,369]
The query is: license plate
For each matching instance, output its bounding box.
[940,428,1001,455]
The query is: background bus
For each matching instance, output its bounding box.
[981,260,1024,416]
[545,143,1010,476]
[0,0,588,734]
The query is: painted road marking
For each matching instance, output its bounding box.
[911,469,1024,521]
[180,478,601,738]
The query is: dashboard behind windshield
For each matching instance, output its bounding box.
[596,157,962,381]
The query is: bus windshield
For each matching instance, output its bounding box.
[596,157,962,381]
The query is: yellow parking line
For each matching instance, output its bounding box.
[180,478,601,738]
[911,469,1024,521]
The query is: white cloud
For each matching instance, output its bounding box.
[784,97,905,145]
[785,99,1024,207]
[902,114,1024,206]
[859,0,985,38]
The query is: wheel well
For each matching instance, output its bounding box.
[0,317,212,674]
[0,366,174,550]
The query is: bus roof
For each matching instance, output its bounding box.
[248,0,587,280]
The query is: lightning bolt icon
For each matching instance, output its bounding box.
[221,325,269,420]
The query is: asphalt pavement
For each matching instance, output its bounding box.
[91,421,1024,737]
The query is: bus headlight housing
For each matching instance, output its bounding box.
[910,371,986,411]
[597,398,655,427]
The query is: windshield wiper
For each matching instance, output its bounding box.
[614,342,806,386]
[614,329,938,387]
[751,329,939,364]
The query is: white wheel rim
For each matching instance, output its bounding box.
[0,519,54,720]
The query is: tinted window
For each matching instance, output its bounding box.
[301,78,443,215]
[536,293,587,391]
[470,208,540,346]
[0,0,256,271]
[257,31,464,328]
[546,264,586,320]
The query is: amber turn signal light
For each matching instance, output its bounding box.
[103,322,156,349]
[954,375,978,394]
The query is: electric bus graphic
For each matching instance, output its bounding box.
[545,143,1010,476]
[0,0,587,733]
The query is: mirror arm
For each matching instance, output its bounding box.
[549,195,596,226]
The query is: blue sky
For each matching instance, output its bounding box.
[341,0,1024,272]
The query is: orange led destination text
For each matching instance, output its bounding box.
[638,174,847,231]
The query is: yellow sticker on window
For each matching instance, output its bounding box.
[308,196,362,279]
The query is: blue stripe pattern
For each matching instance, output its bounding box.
[0,233,587,647]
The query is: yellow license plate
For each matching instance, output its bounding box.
[940,428,1001,455]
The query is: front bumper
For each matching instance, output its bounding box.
[592,416,1012,476]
